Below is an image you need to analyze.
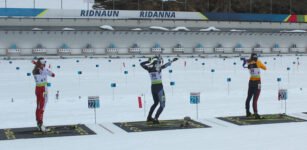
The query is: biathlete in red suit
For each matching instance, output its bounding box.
[32,58,55,132]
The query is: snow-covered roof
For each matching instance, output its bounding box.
[200,26,220,31]
[149,26,169,31]
[280,30,306,33]
[62,27,75,31]
[32,28,43,31]
[230,29,246,32]
[172,27,190,31]
[99,25,114,30]
[131,28,142,31]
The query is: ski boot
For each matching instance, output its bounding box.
[246,110,252,117]
[254,114,264,119]
[37,122,50,132]
[147,116,155,122]
[152,118,160,124]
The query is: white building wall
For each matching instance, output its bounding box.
[0,31,306,56]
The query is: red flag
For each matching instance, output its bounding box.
[49,64,51,69]
[138,97,142,108]
[298,61,300,65]
[184,61,186,67]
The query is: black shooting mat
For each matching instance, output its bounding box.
[0,124,96,140]
[217,114,306,126]
[114,119,210,132]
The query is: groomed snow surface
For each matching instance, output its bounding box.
[1,56,307,150]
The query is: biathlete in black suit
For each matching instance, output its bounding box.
[242,53,267,119]
[140,56,178,124]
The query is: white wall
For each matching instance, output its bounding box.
[0,31,306,55]
[0,0,93,9]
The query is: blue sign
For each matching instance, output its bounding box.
[202,62,205,66]
[277,78,282,82]
[108,59,111,62]
[170,81,175,86]
[89,56,93,59]
[195,58,198,61]
[273,58,276,60]
[168,59,171,62]
[169,69,172,73]
[233,62,237,65]
[211,69,215,73]
[287,67,290,71]
[124,71,128,74]
[9,61,12,64]
[278,89,288,100]
[139,59,142,62]
[47,83,51,87]
[76,60,80,63]
[57,65,61,69]
[264,61,267,64]
[132,64,135,67]
[78,71,82,75]
[227,78,231,82]
[223,58,226,61]
[96,64,99,68]
[27,73,31,76]
[88,96,100,109]
[293,62,296,65]
[190,92,200,104]
[111,83,116,87]
[16,67,20,70]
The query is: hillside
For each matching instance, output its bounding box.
[95,0,307,15]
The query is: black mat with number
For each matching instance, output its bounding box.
[217,114,306,126]
[0,124,96,140]
[114,119,210,132]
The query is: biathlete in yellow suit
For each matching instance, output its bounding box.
[242,53,267,119]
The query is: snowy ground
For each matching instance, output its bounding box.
[1,55,307,150]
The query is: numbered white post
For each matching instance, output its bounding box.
[190,92,200,120]
[278,89,288,114]
[88,96,100,124]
